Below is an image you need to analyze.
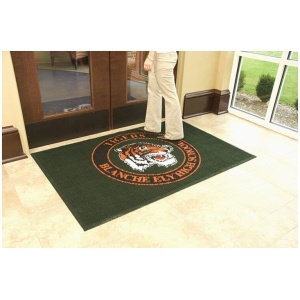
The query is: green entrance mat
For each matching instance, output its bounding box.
[31,122,256,231]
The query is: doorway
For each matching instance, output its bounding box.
[11,51,150,148]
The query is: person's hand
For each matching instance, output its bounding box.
[144,57,153,72]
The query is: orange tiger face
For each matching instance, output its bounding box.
[115,142,177,172]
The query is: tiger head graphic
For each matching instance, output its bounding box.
[115,142,177,172]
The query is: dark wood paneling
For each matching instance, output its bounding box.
[212,89,230,115]
[26,110,109,148]
[110,51,127,109]
[89,52,111,110]
[183,89,230,118]
[113,100,166,129]
[112,103,147,129]
[10,51,43,123]
[182,90,213,118]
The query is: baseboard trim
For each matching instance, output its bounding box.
[183,89,230,118]
[2,154,28,164]
[2,126,27,164]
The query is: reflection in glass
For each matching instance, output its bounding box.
[127,51,148,101]
[272,66,298,131]
[232,57,278,119]
[34,51,91,116]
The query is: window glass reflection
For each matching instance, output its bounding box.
[127,51,148,101]
[34,51,91,116]
[272,66,298,130]
[232,57,278,119]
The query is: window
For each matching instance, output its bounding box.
[229,51,298,139]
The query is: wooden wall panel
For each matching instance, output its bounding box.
[109,51,127,109]
[89,52,111,110]
[10,51,43,123]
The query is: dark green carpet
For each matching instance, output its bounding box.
[31,122,256,231]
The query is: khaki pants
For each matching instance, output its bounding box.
[144,52,184,140]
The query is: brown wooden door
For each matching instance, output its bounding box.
[10,51,149,148]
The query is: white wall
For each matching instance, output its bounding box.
[176,51,234,108]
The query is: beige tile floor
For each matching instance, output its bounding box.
[1,113,298,248]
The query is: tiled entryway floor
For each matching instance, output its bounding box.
[2,113,298,248]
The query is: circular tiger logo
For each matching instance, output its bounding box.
[115,142,177,172]
[92,131,201,186]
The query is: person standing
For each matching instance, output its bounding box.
[142,51,184,141]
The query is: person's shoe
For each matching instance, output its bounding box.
[156,135,183,141]
[137,127,161,134]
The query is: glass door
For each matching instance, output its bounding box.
[127,51,148,101]
[109,51,149,129]
[34,51,92,116]
[11,51,150,148]
[11,51,111,148]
